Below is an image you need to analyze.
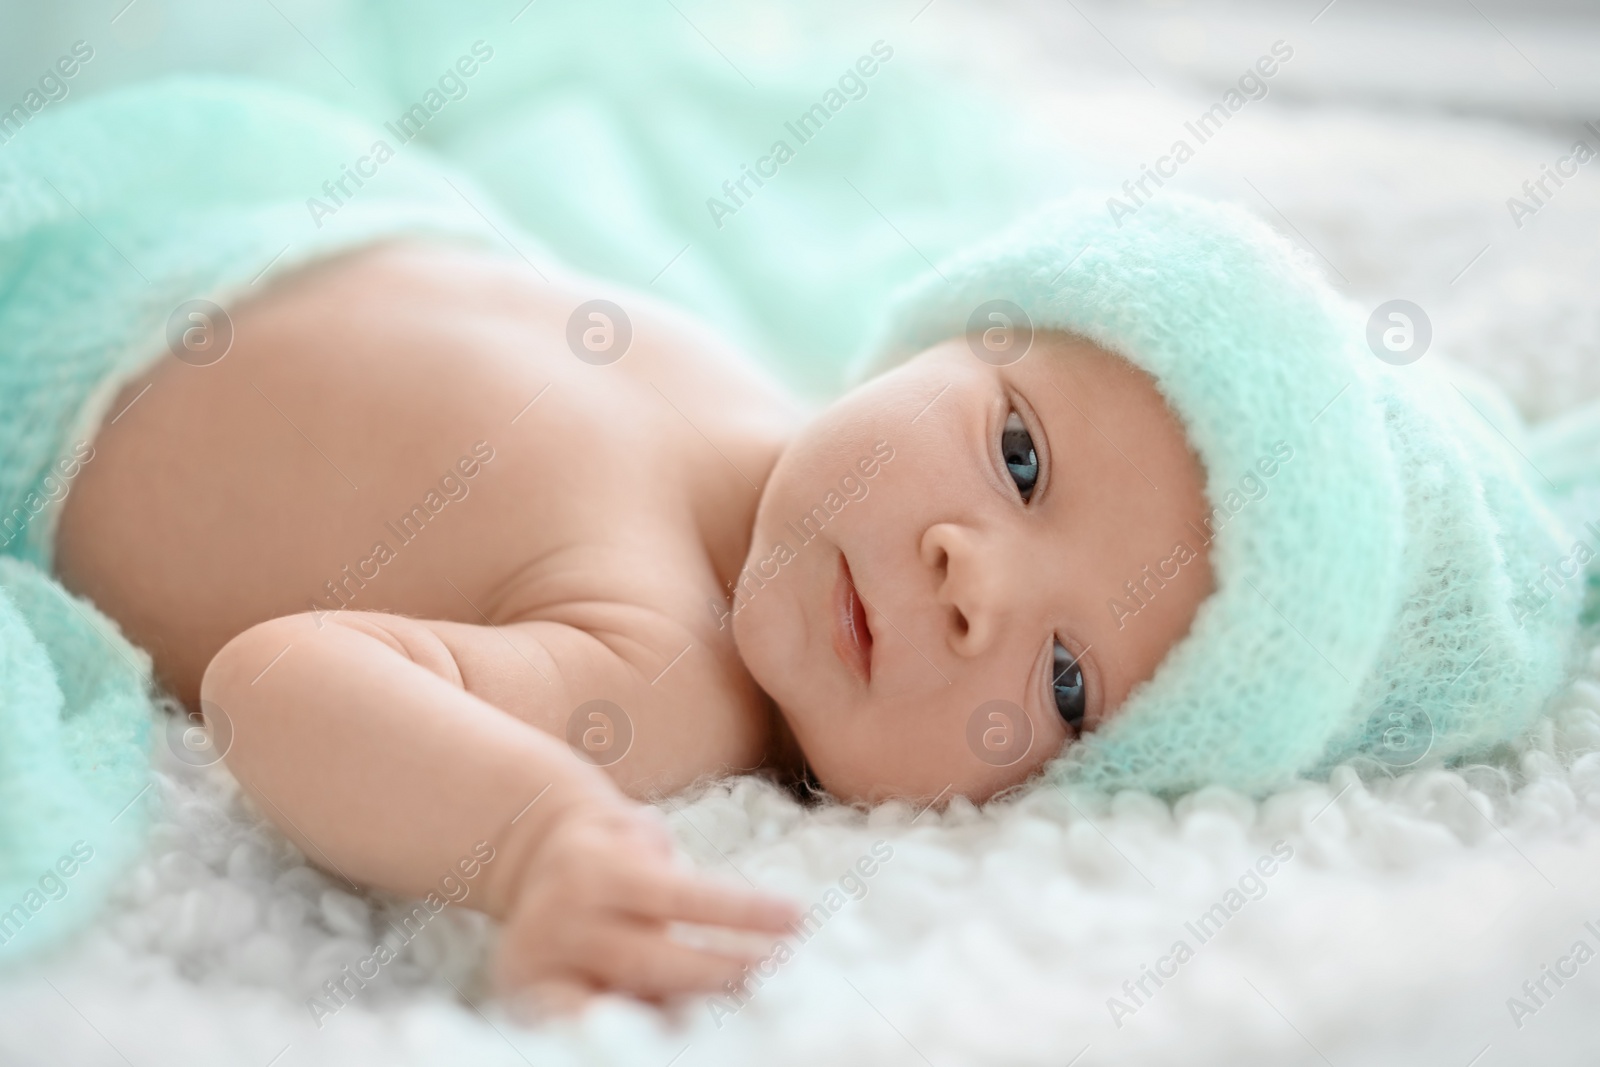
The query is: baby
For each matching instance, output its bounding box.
[7,42,1592,1022]
[34,120,1591,1012]
[50,235,1214,1003]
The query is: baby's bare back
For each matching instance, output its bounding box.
[48,242,808,997]
[55,241,791,783]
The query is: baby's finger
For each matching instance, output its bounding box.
[621,804,676,857]
[501,977,596,1023]
[588,927,754,999]
[621,866,799,932]
[667,921,780,958]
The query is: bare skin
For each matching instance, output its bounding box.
[53,240,1212,1004]
[733,334,1216,802]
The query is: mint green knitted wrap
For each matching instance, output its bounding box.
[0,44,1056,957]
[862,193,1590,796]
[0,79,509,966]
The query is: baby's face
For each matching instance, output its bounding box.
[732,333,1214,804]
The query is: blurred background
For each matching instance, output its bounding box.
[4,0,1598,406]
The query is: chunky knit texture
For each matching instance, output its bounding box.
[0,79,508,965]
[0,49,1052,958]
[0,557,152,961]
[861,193,1592,796]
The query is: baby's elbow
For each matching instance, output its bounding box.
[321,611,468,690]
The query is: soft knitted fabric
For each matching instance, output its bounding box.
[0,78,512,966]
[860,193,1595,797]
[0,43,1054,959]
[0,80,516,574]
[5,0,1070,403]
[0,558,153,961]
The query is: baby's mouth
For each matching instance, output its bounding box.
[832,551,874,685]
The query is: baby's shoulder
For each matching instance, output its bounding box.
[475,540,774,797]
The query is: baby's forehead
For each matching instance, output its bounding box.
[889,329,1194,471]
[1008,333,1187,438]
[917,327,1152,389]
[1019,330,1150,385]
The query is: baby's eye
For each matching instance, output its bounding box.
[1001,411,1038,502]
[1051,641,1086,733]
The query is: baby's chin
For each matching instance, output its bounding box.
[726,574,789,715]
[726,521,806,682]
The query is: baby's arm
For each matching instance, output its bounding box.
[200,610,796,1000]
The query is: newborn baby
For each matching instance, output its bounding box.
[51,238,1213,1002]
[11,65,1588,1012]
[45,182,1589,1009]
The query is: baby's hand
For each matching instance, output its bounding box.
[492,799,799,1009]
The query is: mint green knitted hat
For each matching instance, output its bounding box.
[860,192,1587,797]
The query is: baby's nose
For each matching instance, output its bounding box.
[919,522,1005,657]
